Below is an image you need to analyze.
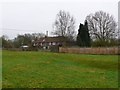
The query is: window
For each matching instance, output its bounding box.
[49,42,51,45]
[41,43,42,46]
[52,42,56,45]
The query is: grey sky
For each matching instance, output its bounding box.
[118,1,120,32]
[1,0,119,39]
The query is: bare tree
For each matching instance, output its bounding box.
[86,11,117,41]
[52,10,76,40]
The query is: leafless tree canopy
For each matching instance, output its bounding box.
[52,10,76,40]
[86,11,117,41]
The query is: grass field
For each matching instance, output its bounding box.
[2,50,118,88]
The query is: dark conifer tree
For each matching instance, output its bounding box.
[77,20,91,47]
[84,20,91,47]
[77,23,83,46]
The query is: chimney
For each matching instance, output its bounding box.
[46,31,48,37]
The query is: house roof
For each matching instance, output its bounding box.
[35,36,67,43]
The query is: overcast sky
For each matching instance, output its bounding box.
[1,0,119,39]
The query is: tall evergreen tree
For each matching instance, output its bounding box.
[77,23,83,46]
[77,20,91,47]
[84,20,91,47]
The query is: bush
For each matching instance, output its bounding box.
[91,40,118,47]
[50,45,59,52]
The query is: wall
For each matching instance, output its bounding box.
[59,47,119,55]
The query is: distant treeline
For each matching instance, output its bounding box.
[1,10,119,49]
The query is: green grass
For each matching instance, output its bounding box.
[2,50,118,88]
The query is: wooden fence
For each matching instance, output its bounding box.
[59,47,119,55]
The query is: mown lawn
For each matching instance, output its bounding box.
[2,50,118,88]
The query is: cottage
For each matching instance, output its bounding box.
[33,36,67,49]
